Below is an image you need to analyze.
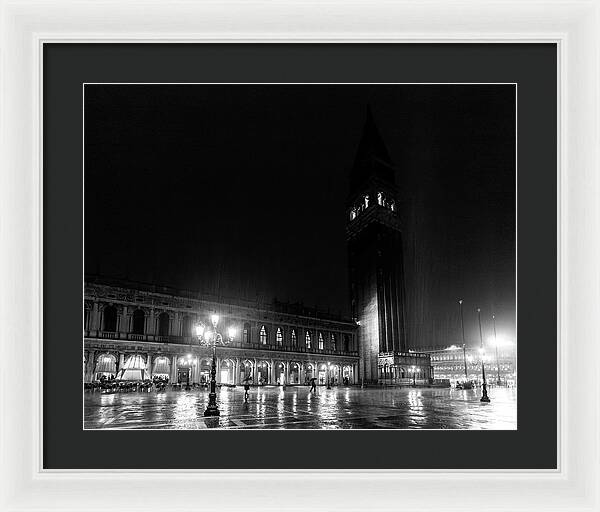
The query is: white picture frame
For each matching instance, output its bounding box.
[1,1,598,510]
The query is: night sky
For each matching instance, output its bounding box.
[84,84,516,349]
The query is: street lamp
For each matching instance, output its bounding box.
[411,365,416,387]
[195,314,232,417]
[492,314,501,386]
[477,308,490,402]
[327,362,332,389]
[458,299,468,382]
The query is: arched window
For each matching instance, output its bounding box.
[377,191,384,205]
[318,332,324,350]
[132,309,145,335]
[364,195,370,207]
[157,312,169,336]
[243,323,251,343]
[305,330,312,349]
[276,327,283,346]
[102,305,117,332]
[260,325,267,345]
[330,333,337,352]
[291,329,297,346]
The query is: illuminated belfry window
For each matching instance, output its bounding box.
[376,191,396,212]
[243,322,251,343]
[276,327,283,346]
[260,325,267,345]
[318,332,324,350]
[291,329,297,346]
[330,333,336,351]
[305,330,312,349]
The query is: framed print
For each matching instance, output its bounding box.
[1,1,599,511]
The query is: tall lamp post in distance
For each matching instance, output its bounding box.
[327,362,332,389]
[492,314,502,386]
[477,308,491,402]
[458,299,468,382]
[195,314,234,417]
[411,365,416,387]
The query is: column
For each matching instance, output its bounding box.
[234,358,240,384]
[171,355,178,383]
[119,306,129,334]
[170,311,179,336]
[147,310,156,335]
[252,358,258,384]
[146,352,153,379]
[284,361,290,385]
[85,350,96,382]
[270,359,274,384]
[91,303,101,330]
[118,352,125,373]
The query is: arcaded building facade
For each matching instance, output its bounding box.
[84,280,360,386]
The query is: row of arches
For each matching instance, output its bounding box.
[86,351,357,386]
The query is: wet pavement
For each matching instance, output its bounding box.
[84,385,517,430]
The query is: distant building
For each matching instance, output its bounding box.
[422,344,517,387]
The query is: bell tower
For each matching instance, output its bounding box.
[347,107,408,383]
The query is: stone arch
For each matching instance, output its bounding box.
[219,358,235,385]
[256,360,270,384]
[240,359,254,383]
[94,352,117,380]
[288,361,300,384]
[273,361,286,385]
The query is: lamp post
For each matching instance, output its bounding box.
[477,308,490,402]
[493,314,501,386]
[327,362,332,389]
[195,314,233,417]
[459,299,468,382]
[411,365,416,387]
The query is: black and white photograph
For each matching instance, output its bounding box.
[83,83,517,430]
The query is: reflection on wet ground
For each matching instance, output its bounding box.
[84,385,517,430]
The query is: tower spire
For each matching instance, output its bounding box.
[350,106,396,194]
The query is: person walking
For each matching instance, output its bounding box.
[310,377,317,394]
[243,376,252,402]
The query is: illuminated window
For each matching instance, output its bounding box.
[291,329,297,346]
[305,330,312,349]
[260,325,267,345]
[364,195,370,207]
[318,332,324,350]
[276,327,283,346]
[243,323,251,343]
[330,333,337,351]
[377,191,383,205]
